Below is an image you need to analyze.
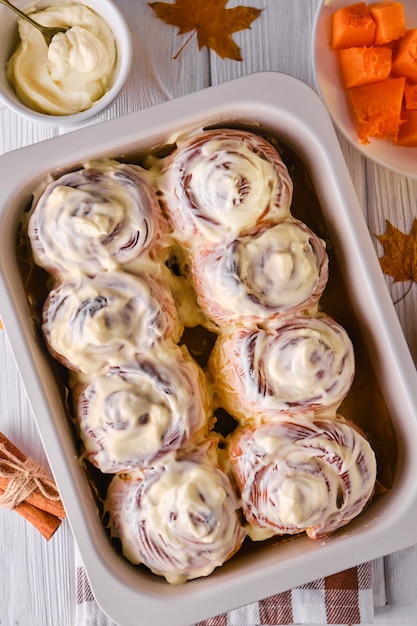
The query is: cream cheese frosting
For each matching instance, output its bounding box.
[42,270,182,374]
[229,416,377,541]
[105,444,246,584]
[7,3,117,115]
[159,128,293,246]
[191,219,329,328]
[210,314,355,420]
[76,345,210,472]
[28,160,162,277]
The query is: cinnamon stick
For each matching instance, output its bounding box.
[0,484,62,540]
[0,432,66,518]
[0,476,66,519]
[0,432,66,540]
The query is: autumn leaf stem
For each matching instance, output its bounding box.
[392,280,413,305]
[173,29,197,60]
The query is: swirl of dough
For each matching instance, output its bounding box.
[42,270,181,374]
[209,315,355,421]
[75,344,211,473]
[159,128,293,246]
[191,219,328,329]
[28,160,162,278]
[229,415,376,541]
[105,442,246,583]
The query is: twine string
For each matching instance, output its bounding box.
[0,442,60,509]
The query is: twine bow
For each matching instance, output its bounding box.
[0,442,60,510]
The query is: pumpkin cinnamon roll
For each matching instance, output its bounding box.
[209,314,355,421]
[42,270,181,374]
[75,344,211,473]
[28,159,162,278]
[105,441,246,584]
[191,219,328,329]
[228,415,376,541]
[159,128,293,247]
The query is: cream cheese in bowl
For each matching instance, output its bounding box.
[0,0,131,125]
[7,3,117,115]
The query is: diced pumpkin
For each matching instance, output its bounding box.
[404,82,417,110]
[369,1,406,45]
[391,29,417,82]
[338,46,392,88]
[348,76,405,143]
[331,2,376,50]
[396,109,417,145]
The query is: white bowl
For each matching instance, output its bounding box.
[1,72,417,626]
[0,0,132,125]
[312,0,417,179]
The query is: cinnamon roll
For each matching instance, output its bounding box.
[159,128,293,247]
[105,441,246,584]
[228,415,377,541]
[42,270,181,374]
[28,159,162,278]
[75,344,211,473]
[191,219,328,329]
[209,314,355,421]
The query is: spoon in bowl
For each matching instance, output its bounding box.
[0,0,69,46]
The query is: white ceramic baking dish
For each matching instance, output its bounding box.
[1,72,417,626]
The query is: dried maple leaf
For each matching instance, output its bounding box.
[375,218,417,283]
[148,0,263,61]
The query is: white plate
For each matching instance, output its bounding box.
[1,72,417,626]
[312,0,417,179]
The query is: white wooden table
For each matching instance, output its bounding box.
[1,1,417,624]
